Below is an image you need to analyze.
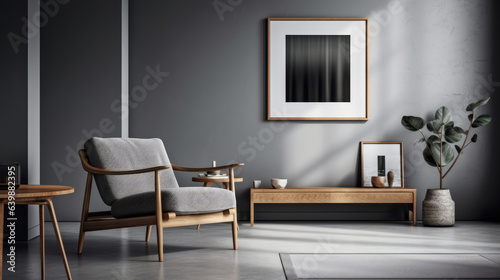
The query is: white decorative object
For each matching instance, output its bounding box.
[271,178,287,189]
[205,170,221,176]
[253,180,261,188]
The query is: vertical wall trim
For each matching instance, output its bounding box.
[27,0,40,184]
[121,0,129,138]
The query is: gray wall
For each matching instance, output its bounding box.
[40,0,122,220]
[3,0,498,221]
[1,0,28,184]
[1,0,32,240]
[129,0,499,221]
[490,0,500,221]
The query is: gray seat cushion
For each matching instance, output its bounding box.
[84,137,179,206]
[111,187,236,218]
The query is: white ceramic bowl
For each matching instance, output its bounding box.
[271,178,287,189]
[206,170,221,176]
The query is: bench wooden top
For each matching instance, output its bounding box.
[251,187,415,193]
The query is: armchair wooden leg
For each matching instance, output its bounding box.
[232,213,238,250]
[234,211,239,231]
[154,170,164,262]
[146,225,152,242]
[156,225,163,262]
[77,231,85,255]
[78,172,92,255]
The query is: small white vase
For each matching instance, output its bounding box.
[422,188,455,226]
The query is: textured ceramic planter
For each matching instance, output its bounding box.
[422,188,455,226]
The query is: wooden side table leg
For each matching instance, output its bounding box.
[250,202,254,227]
[0,200,5,280]
[413,201,417,226]
[407,204,412,221]
[47,199,72,280]
[40,205,45,280]
[145,225,151,242]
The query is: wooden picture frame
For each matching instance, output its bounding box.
[267,18,369,120]
[360,141,404,188]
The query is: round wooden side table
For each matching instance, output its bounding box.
[192,176,243,190]
[0,185,74,280]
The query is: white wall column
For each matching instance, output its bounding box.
[27,0,40,240]
[121,0,129,138]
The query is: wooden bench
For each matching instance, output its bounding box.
[250,187,417,226]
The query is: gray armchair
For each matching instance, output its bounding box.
[77,137,243,261]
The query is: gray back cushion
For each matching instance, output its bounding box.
[84,137,179,206]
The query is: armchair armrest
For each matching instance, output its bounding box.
[79,149,170,175]
[171,163,244,172]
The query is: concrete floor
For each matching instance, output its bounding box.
[4,221,500,279]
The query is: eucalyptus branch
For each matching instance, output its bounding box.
[439,125,444,189]
[418,130,441,173]
[401,97,491,191]
[463,142,473,149]
[442,111,475,179]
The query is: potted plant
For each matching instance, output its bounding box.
[401,97,492,226]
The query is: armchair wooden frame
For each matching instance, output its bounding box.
[78,150,243,262]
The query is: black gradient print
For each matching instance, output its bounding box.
[286,35,350,103]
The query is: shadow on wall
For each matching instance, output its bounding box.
[489,0,500,221]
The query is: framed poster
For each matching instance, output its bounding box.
[268,18,369,120]
[360,141,404,188]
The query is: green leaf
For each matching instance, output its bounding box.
[472,115,492,128]
[414,137,425,145]
[402,116,425,131]
[445,121,455,129]
[444,126,463,143]
[468,114,474,122]
[455,145,462,154]
[423,142,454,167]
[426,135,440,146]
[471,134,478,143]
[435,106,453,125]
[427,119,444,133]
[466,97,490,112]
[454,127,466,134]
[423,147,437,167]
[441,143,455,166]
[475,97,490,107]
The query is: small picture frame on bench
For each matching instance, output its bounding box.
[360,141,404,188]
